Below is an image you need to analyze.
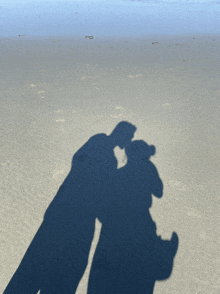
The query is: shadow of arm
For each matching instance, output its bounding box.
[150,162,163,198]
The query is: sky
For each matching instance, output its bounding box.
[1,0,220,37]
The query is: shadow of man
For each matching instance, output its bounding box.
[3,121,136,294]
[88,140,178,294]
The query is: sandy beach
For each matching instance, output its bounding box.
[1,34,220,293]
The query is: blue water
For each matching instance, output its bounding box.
[1,0,220,37]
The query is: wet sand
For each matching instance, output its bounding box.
[1,35,220,293]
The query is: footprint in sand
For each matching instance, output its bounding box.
[54,109,63,113]
[128,74,142,78]
[38,90,45,98]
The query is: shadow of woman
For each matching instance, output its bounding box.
[3,121,136,294]
[87,140,179,294]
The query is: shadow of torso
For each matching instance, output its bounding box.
[88,157,176,294]
[4,133,117,294]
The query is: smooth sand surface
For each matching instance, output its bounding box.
[1,35,220,293]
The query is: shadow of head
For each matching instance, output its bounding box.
[125,140,156,162]
[109,121,137,149]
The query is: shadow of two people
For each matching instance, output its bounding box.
[4,121,178,294]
